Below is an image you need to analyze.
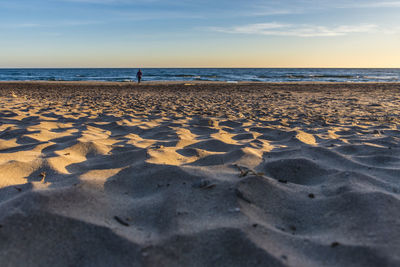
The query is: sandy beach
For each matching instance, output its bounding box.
[0,81,399,266]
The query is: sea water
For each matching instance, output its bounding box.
[0,68,399,82]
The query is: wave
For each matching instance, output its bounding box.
[286,74,357,79]
[174,74,201,78]
[363,76,399,80]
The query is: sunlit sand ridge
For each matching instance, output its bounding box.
[0,82,399,266]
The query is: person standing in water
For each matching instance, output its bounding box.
[136,69,143,84]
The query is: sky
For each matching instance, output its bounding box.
[0,0,400,68]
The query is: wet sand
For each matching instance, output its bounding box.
[0,81,399,266]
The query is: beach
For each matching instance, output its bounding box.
[0,81,399,266]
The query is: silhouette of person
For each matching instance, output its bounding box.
[136,69,143,84]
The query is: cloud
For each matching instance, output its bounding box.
[112,10,204,21]
[0,20,103,30]
[59,0,169,4]
[60,0,133,3]
[209,23,380,37]
[0,23,42,29]
[245,0,400,14]
[315,0,400,9]
[360,1,400,8]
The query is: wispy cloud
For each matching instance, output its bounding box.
[0,20,103,30]
[60,0,134,3]
[0,23,42,29]
[319,0,400,9]
[246,8,303,17]
[208,23,381,37]
[112,10,204,21]
[245,0,400,15]
[60,0,166,4]
[360,1,400,8]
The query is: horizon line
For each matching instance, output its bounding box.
[1,67,400,69]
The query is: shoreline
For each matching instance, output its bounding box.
[2,80,400,85]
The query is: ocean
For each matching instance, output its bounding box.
[0,68,399,83]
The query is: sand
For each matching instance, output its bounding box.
[0,81,399,266]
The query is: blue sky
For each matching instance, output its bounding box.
[1,0,400,67]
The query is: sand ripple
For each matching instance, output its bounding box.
[0,82,399,266]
